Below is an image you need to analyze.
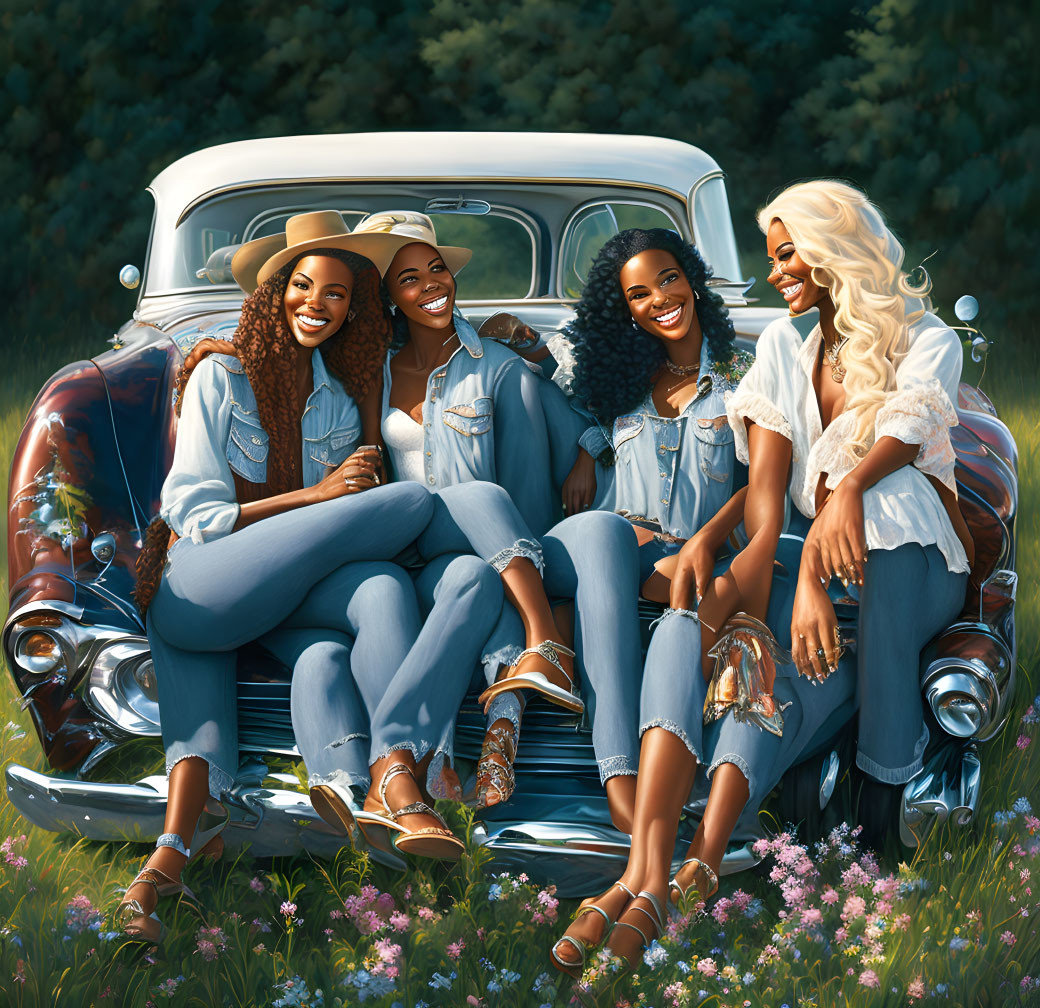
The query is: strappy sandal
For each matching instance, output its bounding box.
[478,641,583,714]
[473,719,517,808]
[550,881,635,979]
[604,890,666,971]
[310,782,359,842]
[361,763,464,862]
[669,856,719,913]
[114,804,227,945]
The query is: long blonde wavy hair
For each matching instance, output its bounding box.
[757,180,931,459]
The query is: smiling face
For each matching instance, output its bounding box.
[766,219,828,314]
[618,248,698,343]
[386,242,456,330]
[282,255,354,348]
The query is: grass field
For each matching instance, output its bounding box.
[0,316,1036,1007]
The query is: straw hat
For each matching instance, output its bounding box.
[230,210,415,293]
[351,211,473,277]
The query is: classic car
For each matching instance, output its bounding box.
[3,133,1018,896]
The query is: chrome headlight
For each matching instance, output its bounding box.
[87,638,160,736]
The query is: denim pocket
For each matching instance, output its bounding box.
[693,415,734,484]
[308,425,359,467]
[612,412,645,450]
[443,396,493,436]
[227,412,269,482]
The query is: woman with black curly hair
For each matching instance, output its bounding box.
[115,213,504,942]
[549,228,857,978]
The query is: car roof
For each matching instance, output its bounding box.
[149,132,723,220]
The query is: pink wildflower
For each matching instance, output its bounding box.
[417,906,435,921]
[697,957,718,977]
[1017,735,1031,750]
[835,926,848,943]
[795,857,814,876]
[279,901,296,918]
[801,907,822,926]
[389,911,410,931]
[1025,814,1039,833]
[248,876,264,893]
[876,899,892,915]
[842,895,866,919]
[821,886,839,905]
[447,940,465,960]
[893,913,911,931]
[859,969,880,988]
[907,976,925,1000]
[752,838,770,857]
[466,998,481,1007]
[1000,930,1017,946]
[329,909,343,920]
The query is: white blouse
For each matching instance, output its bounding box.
[726,309,969,574]
[382,407,427,484]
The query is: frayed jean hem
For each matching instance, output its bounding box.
[598,754,637,785]
[639,718,702,763]
[488,538,544,575]
[166,753,235,801]
[308,768,370,794]
[707,752,754,797]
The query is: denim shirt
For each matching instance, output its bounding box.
[381,314,556,535]
[161,349,361,543]
[602,341,752,540]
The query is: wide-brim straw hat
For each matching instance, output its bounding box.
[230,210,415,293]
[351,211,473,277]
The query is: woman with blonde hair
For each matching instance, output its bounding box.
[715,178,974,840]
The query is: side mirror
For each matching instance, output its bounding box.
[954,295,979,323]
[119,265,140,290]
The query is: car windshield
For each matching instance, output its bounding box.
[147,184,539,300]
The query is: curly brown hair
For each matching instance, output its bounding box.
[134,248,391,613]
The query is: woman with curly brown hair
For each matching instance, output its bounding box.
[115,213,500,943]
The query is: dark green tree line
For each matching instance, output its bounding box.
[2,0,1035,347]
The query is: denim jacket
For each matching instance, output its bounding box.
[161,349,361,543]
[601,341,753,540]
[381,314,556,535]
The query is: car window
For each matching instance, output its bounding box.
[151,186,537,298]
[559,201,680,298]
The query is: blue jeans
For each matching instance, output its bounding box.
[149,483,434,797]
[855,543,967,783]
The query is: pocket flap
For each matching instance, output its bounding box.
[228,415,269,462]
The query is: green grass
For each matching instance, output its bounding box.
[0,317,1037,1007]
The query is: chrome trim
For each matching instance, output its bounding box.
[979,567,1017,624]
[900,745,978,848]
[819,750,840,810]
[86,637,160,736]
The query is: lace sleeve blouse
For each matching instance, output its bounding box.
[726,309,969,574]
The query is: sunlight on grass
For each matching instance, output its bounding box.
[0,327,1036,1005]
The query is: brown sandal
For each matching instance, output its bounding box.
[361,763,464,862]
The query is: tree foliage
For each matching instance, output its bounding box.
[2,0,1034,346]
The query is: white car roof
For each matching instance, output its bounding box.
[149,132,724,219]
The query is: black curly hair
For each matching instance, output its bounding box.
[567,229,736,425]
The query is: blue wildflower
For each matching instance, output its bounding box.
[428,972,456,991]
[676,961,691,974]
[745,898,765,918]
[1014,797,1033,816]
[488,884,503,900]
[341,970,395,1003]
[949,936,970,951]
[743,972,755,985]
[272,975,324,1008]
[643,939,669,969]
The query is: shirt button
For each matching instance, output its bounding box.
[425,451,431,457]
[428,475,436,485]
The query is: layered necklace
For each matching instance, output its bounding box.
[664,358,701,377]
[823,335,850,383]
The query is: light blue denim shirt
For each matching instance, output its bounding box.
[380,315,556,535]
[601,341,752,540]
[161,349,361,543]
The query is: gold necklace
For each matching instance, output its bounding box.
[823,336,849,383]
[664,359,700,377]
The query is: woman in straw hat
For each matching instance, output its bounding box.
[115,212,502,942]
[348,211,639,811]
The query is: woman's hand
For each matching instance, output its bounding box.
[562,448,597,515]
[669,532,717,611]
[790,574,840,682]
[311,447,383,503]
[183,337,236,371]
[805,478,867,587]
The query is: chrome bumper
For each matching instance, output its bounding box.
[6,762,754,896]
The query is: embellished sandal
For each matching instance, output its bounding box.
[114,807,227,945]
[474,719,518,808]
[604,890,666,971]
[478,641,583,714]
[669,856,719,913]
[361,763,464,862]
[550,881,635,979]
